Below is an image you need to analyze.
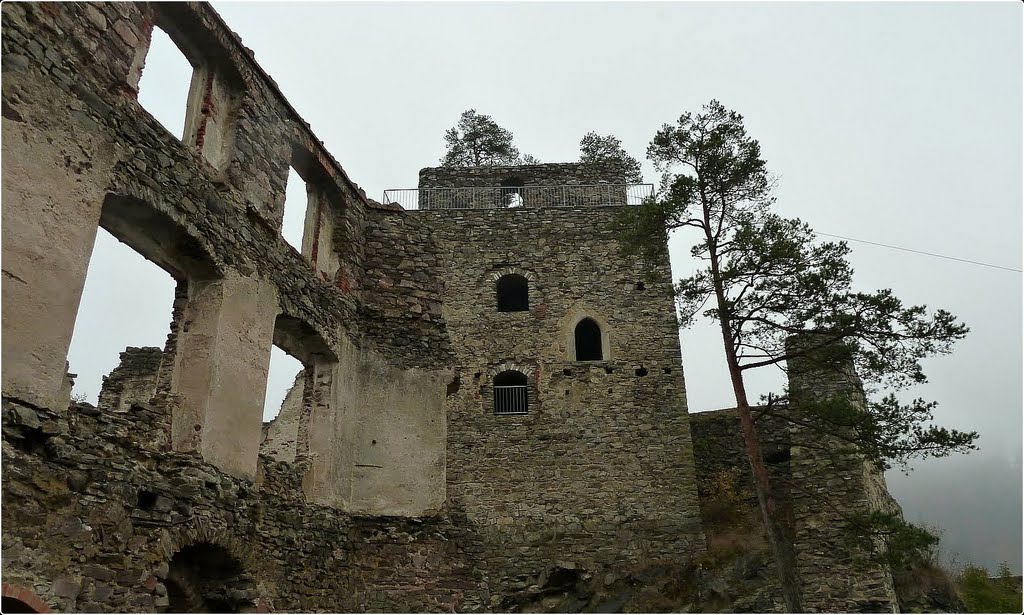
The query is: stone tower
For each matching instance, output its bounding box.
[407,161,707,593]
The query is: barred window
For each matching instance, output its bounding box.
[496,274,529,312]
[574,318,603,361]
[493,370,528,415]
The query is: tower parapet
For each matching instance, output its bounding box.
[383,162,653,210]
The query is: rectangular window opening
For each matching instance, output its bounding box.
[137,26,194,141]
[264,345,305,423]
[67,228,177,409]
[282,166,309,252]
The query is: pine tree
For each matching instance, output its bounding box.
[618,99,978,611]
[440,109,537,167]
[579,131,643,182]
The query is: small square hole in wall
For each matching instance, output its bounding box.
[282,167,308,252]
[137,27,194,140]
[264,345,304,422]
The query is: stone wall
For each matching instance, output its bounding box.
[259,373,304,463]
[1,397,480,613]
[415,162,630,210]
[786,346,901,613]
[412,193,706,595]
[418,161,627,189]
[689,345,903,612]
[97,347,162,413]
[1,1,449,507]
[689,408,796,541]
[0,2,912,612]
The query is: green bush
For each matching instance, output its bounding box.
[957,563,1022,613]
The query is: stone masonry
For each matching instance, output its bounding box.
[1,2,909,613]
[413,163,706,596]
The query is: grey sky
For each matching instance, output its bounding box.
[66,1,1022,573]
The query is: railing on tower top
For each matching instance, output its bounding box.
[381,183,655,211]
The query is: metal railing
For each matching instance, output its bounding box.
[493,385,529,415]
[382,183,654,211]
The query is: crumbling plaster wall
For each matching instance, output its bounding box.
[1,1,450,506]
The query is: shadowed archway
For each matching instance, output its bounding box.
[163,542,256,613]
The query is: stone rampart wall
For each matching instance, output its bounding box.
[689,349,902,612]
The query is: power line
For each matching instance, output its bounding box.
[817,232,1022,274]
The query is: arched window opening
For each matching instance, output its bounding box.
[574,318,603,361]
[493,370,528,415]
[500,177,525,208]
[496,274,529,312]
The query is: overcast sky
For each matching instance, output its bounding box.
[66,1,1021,574]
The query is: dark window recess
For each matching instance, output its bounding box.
[496,274,529,312]
[575,318,603,361]
[635,281,646,291]
[635,366,648,377]
[493,370,528,415]
[500,177,525,208]
[2,597,38,613]
[137,489,157,511]
[764,449,792,464]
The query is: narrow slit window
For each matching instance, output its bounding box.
[137,27,194,140]
[282,166,308,252]
[574,318,603,361]
[493,370,528,415]
[496,274,529,312]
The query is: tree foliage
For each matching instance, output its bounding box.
[440,109,537,167]
[958,563,1022,613]
[578,131,643,182]
[620,99,976,468]
[617,99,978,610]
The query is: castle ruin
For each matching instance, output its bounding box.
[2,3,903,612]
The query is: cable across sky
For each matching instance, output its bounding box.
[817,232,1022,274]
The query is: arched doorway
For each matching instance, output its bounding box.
[2,597,39,613]
[163,542,256,613]
[0,584,50,613]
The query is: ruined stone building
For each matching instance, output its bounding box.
[2,3,903,613]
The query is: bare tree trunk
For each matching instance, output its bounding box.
[706,225,803,612]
